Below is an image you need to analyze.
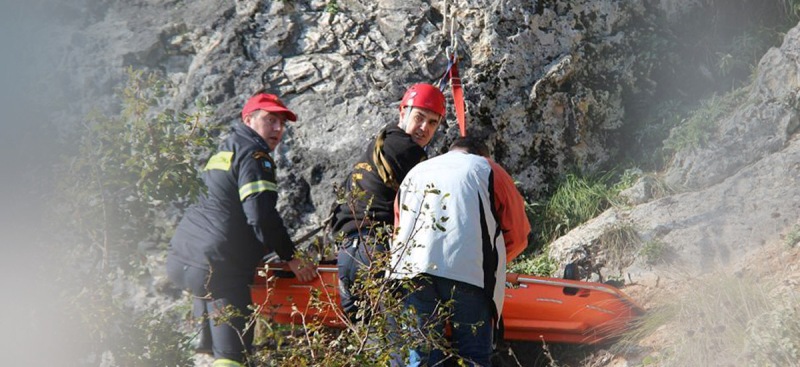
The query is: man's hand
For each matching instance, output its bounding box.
[286,258,317,282]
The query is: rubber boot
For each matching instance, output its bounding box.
[193,319,213,355]
[192,297,213,355]
[211,358,244,367]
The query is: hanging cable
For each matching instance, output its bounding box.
[436,3,467,137]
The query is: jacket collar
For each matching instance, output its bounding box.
[234,123,272,152]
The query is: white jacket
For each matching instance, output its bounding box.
[389,151,507,316]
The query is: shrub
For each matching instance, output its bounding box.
[53,68,219,364]
[248,183,460,365]
[746,303,800,366]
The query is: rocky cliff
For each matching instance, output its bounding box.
[49,0,677,230]
[551,23,800,283]
[11,0,800,365]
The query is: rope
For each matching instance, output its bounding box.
[437,0,467,137]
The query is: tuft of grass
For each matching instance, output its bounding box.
[785,224,800,247]
[663,86,750,153]
[599,223,640,272]
[612,303,679,355]
[643,172,680,198]
[666,275,772,366]
[639,239,669,265]
[534,172,617,245]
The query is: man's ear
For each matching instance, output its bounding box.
[243,110,256,127]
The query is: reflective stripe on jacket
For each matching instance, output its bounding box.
[168,123,295,276]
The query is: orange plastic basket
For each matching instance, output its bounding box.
[250,264,644,344]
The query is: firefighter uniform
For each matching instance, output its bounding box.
[167,122,296,363]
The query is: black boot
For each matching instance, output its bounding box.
[193,320,213,355]
[192,297,213,355]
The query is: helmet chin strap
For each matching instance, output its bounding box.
[399,106,414,130]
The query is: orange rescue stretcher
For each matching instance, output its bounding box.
[250,263,644,345]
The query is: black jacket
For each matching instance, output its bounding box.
[330,123,427,236]
[169,123,295,276]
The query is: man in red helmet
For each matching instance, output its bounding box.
[167,90,317,367]
[329,83,446,322]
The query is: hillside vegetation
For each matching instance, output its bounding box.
[6,0,800,366]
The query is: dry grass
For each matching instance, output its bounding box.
[613,271,800,367]
[599,223,640,272]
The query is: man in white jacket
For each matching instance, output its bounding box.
[389,137,530,366]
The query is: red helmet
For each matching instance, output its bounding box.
[399,83,446,117]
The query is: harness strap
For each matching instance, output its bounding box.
[450,60,466,137]
[437,15,467,137]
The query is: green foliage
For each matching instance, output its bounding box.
[54,69,220,364]
[532,172,620,246]
[117,69,218,205]
[785,0,800,18]
[785,224,800,247]
[609,168,679,204]
[746,303,800,366]
[508,248,558,276]
[610,168,642,196]
[325,0,339,14]
[663,86,749,153]
[639,239,668,265]
[58,68,219,270]
[247,185,464,365]
[251,271,450,366]
[620,0,794,170]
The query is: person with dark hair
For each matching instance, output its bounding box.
[389,136,530,366]
[166,91,317,367]
[448,135,491,157]
[329,83,446,322]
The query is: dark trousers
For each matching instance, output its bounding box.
[337,235,389,322]
[166,255,253,363]
[403,274,493,367]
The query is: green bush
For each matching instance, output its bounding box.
[746,303,800,366]
[58,68,218,270]
[54,68,219,364]
[249,185,461,365]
